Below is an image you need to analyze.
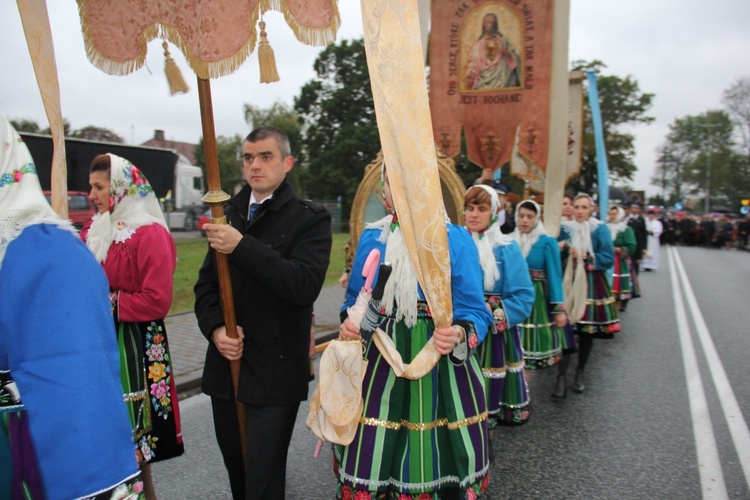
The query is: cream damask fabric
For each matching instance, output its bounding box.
[360,0,452,377]
[306,339,367,445]
[16,0,68,218]
[372,328,442,380]
[360,0,452,326]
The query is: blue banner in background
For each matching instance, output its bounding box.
[586,70,609,219]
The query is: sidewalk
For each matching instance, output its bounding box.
[166,284,347,394]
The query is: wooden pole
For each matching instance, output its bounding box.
[197,77,246,460]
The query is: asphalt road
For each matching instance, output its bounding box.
[153,245,750,499]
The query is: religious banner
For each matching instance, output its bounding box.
[565,70,585,183]
[430,0,556,175]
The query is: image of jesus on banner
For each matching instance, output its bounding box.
[465,12,522,90]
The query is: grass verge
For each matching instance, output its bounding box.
[171,232,349,314]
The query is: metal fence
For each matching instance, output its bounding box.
[315,199,344,233]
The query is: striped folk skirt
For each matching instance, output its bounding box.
[334,314,490,499]
[612,254,634,300]
[518,273,562,369]
[575,270,620,338]
[479,295,530,426]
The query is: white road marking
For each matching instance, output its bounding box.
[668,246,727,498]
[672,247,750,491]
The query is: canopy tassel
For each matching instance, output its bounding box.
[258,19,280,83]
[163,41,189,95]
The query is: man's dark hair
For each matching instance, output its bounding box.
[245,126,291,158]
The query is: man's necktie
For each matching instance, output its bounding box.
[248,203,261,222]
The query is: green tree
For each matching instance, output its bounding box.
[568,60,655,195]
[243,101,304,192]
[41,119,72,137]
[651,139,692,206]
[683,111,741,212]
[70,125,125,143]
[11,118,73,136]
[722,75,750,158]
[293,38,380,223]
[193,134,244,194]
[654,111,742,212]
[10,118,40,133]
[722,76,750,211]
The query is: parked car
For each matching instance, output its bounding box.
[44,190,97,229]
[197,209,211,234]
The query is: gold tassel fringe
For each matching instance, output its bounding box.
[163,41,189,95]
[258,20,280,84]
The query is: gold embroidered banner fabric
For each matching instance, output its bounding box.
[76,0,340,79]
[429,0,554,174]
[360,0,453,331]
[16,0,68,218]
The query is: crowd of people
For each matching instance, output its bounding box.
[5,106,745,499]
[655,210,750,251]
[3,121,332,499]
[332,169,650,498]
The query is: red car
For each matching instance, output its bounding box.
[44,190,97,229]
[197,209,211,234]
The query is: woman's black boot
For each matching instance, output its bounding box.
[551,376,567,398]
[551,354,569,398]
[572,368,585,393]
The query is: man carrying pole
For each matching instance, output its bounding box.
[195,126,332,499]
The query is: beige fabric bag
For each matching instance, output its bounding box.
[306,339,368,445]
[563,253,588,324]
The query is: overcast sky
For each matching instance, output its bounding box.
[2,1,749,198]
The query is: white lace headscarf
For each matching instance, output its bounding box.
[464,184,513,291]
[561,193,601,323]
[561,193,602,257]
[85,153,168,263]
[511,199,548,258]
[365,163,419,327]
[606,205,627,241]
[0,114,75,269]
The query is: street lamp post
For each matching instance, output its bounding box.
[694,121,716,214]
[704,140,711,214]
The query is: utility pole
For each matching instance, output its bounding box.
[696,122,714,214]
[705,138,711,214]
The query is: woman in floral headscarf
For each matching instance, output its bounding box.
[82,153,184,499]
[464,185,534,427]
[0,116,142,498]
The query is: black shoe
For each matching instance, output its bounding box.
[551,376,567,398]
[572,369,585,393]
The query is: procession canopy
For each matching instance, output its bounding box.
[77,0,341,79]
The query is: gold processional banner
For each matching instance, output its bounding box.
[360,0,450,379]
[430,0,554,175]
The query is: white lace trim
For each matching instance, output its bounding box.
[113,221,137,243]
